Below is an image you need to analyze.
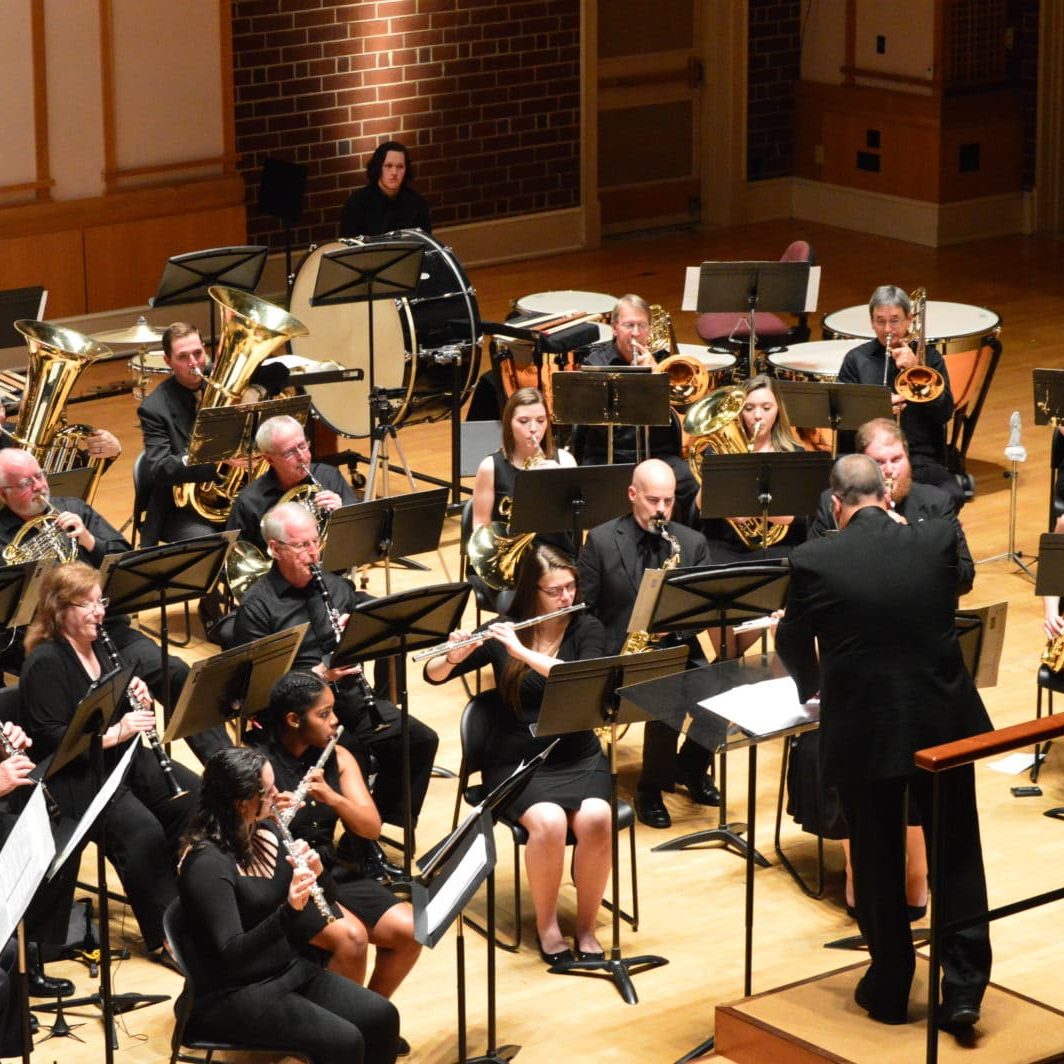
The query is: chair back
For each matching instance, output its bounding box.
[458,690,504,793]
[0,684,22,727]
[780,239,815,265]
[131,451,151,548]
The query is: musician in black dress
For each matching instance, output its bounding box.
[340,141,432,238]
[262,672,421,1013]
[178,747,399,1064]
[20,562,200,963]
[424,544,612,965]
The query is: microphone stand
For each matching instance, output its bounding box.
[977,410,1036,579]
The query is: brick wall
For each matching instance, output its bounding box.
[232,0,582,251]
[747,0,802,182]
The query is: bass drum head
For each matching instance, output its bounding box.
[289,240,408,438]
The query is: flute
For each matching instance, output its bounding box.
[412,602,587,662]
[273,811,337,924]
[278,725,345,828]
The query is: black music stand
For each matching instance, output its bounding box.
[648,563,791,861]
[0,286,46,353]
[1034,369,1064,534]
[508,464,635,553]
[1034,534,1064,794]
[162,625,307,748]
[552,369,670,463]
[536,645,688,1004]
[185,394,312,476]
[688,261,812,377]
[774,380,892,455]
[0,560,47,635]
[99,533,236,727]
[310,241,425,501]
[331,582,471,877]
[699,450,832,550]
[47,466,96,502]
[150,246,268,353]
[320,487,449,594]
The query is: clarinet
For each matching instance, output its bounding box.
[273,810,337,924]
[0,726,60,820]
[308,563,387,732]
[95,627,189,801]
[279,725,345,828]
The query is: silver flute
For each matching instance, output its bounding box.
[273,811,336,924]
[279,725,345,828]
[412,602,586,661]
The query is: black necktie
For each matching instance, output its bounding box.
[637,529,663,573]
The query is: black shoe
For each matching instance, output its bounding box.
[537,937,575,966]
[396,1034,411,1056]
[939,1000,980,1031]
[152,946,182,974]
[679,769,721,807]
[574,946,606,962]
[28,969,75,998]
[854,976,908,1025]
[29,1014,38,1035]
[908,902,928,922]
[365,841,403,882]
[635,789,671,829]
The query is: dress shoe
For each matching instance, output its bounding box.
[28,969,74,998]
[574,947,606,962]
[635,789,671,829]
[396,1035,411,1056]
[939,1000,980,1030]
[854,976,908,1025]
[908,902,928,922]
[365,841,404,882]
[537,936,575,966]
[679,769,721,807]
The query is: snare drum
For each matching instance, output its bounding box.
[675,343,737,390]
[515,290,618,318]
[822,301,1001,355]
[767,340,855,383]
[129,350,168,399]
[289,230,481,438]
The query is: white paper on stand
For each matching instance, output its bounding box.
[698,676,818,738]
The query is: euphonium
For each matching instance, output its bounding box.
[9,320,113,504]
[894,287,945,404]
[656,352,711,408]
[172,286,308,522]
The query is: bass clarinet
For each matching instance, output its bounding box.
[278,725,345,829]
[95,627,189,801]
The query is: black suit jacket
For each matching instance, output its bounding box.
[578,513,712,655]
[775,505,991,784]
[808,480,975,596]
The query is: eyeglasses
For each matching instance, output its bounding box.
[72,597,109,611]
[538,581,576,599]
[278,539,319,554]
[0,472,47,492]
[275,441,311,462]
[616,321,649,333]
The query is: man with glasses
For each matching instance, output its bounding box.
[226,414,358,552]
[233,502,438,877]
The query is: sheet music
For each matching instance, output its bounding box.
[0,787,55,946]
[423,831,489,937]
[699,676,818,737]
[48,740,137,880]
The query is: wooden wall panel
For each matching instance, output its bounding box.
[0,229,86,317]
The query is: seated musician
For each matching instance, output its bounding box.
[20,562,201,968]
[178,747,399,1064]
[425,544,611,966]
[570,295,698,520]
[261,671,421,1029]
[226,414,359,554]
[836,285,962,509]
[340,140,432,238]
[577,459,717,829]
[233,502,439,878]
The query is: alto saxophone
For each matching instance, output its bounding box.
[619,514,680,654]
[1041,633,1064,672]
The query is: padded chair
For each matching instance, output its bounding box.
[163,898,310,1064]
[454,691,639,952]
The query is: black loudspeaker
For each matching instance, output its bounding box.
[258,157,307,228]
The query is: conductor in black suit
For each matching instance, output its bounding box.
[776,453,991,1030]
[577,459,716,829]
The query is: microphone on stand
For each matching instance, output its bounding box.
[1005,410,1027,463]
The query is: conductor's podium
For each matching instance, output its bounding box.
[707,957,1064,1063]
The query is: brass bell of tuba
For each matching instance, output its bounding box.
[172,286,309,523]
[893,287,945,404]
[7,320,113,504]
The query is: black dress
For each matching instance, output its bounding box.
[425,610,610,817]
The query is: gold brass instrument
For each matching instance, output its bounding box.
[893,287,945,404]
[643,304,711,408]
[1041,633,1064,672]
[9,320,113,504]
[2,494,78,564]
[172,286,309,522]
[683,386,788,550]
[619,514,682,654]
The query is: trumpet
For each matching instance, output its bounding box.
[278,725,345,829]
[273,808,337,924]
[0,724,60,820]
[412,602,586,662]
[95,627,188,801]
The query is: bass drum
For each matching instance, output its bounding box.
[289,231,480,438]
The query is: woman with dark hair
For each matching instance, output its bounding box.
[20,561,199,964]
[424,544,611,967]
[178,747,399,1064]
[340,140,432,237]
[261,672,422,1016]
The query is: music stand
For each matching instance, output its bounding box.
[775,380,892,455]
[185,393,312,472]
[310,241,425,501]
[150,245,268,353]
[508,464,635,552]
[535,645,688,1004]
[0,286,46,353]
[331,582,471,877]
[552,370,671,463]
[0,560,47,634]
[47,466,96,502]
[99,533,236,727]
[320,487,449,594]
[648,562,791,860]
[162,625,307,748]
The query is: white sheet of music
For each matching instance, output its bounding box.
[0,786,56,947]
[423,830,489,937]
[699,676,818,738]
[48,739,137,880]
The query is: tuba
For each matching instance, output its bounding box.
[172,286,309,523]
[683,386,788,550]
[7,321,113,504]
[894,287,945,404]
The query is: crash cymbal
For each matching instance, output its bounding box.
[92,317,164,344]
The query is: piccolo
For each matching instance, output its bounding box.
[412,602,586,662]
[278,725,345,828]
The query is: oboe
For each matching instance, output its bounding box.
[279,725,345,828]
[0,726,60,820]
[95,627,189,801]
[308,563,387,732]
[273,811,337,924]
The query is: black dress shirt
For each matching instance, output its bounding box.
[339,184,432,237]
